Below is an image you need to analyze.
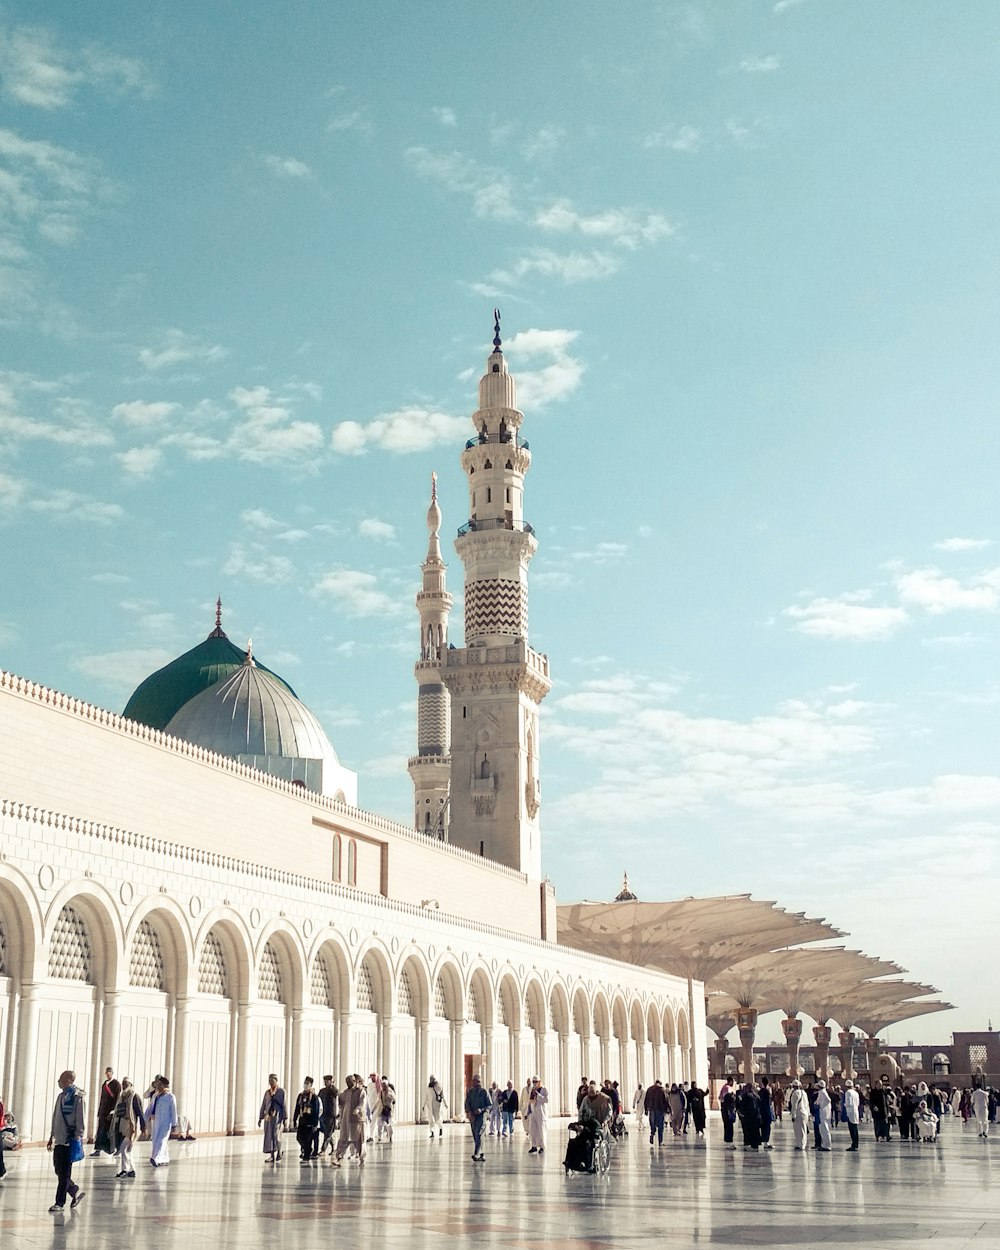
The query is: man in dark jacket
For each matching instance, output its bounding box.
[644,1079,669,1145]
[92,1068,121,1156]
[499,1082,518,1137]
[758,1078,775,1149]
[292,1078,321,1162]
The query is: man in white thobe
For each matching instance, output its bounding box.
[147,1077,178,1167]
[843,1079,860,1151]
[972,1086,989,1138]
[815,1079,832,1151]
[424,1076,447,1138]
[525,1076,548,1153]
[788,1080,810,1151]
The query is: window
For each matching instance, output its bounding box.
[486,487,491,503]
[347,838,357,886]
[332,834,342,882]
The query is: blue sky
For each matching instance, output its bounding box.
[2,1,999,1042]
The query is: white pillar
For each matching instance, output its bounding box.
[13,984,40,1141]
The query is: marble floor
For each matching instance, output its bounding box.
[1,1116,997,1249]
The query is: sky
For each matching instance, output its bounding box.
[2,1,999,1044]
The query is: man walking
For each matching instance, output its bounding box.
[644,1079,668,1146]
[47,1070,86,1213]
[788,1079,810,1151]
[317,1075,338,1155]
[815,1079,833,1151]
[91,1067,120,1157]
[843,1079,860,1151]
[424,1075,448,1138]
[499,1080,518,1136]
[465,1074,490,1161]
[525,1076,549,1154]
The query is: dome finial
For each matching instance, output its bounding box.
[431,470,438,504]
[245,637,255,666]
[209,595,227,638]
[492,307,502,352]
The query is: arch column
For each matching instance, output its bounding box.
[812,1025,831,1079]
[172,995,190,1114]
[839,1030,855,1081]
[736,1007,758,1084]
[484,1025,499,1085]
[379,1013,394,1079]
[289,1006,305,1088]
[232,1000,254,1134]
[509,1027,524,1093]
[449,1019,463,1114]
[13,983,40,1141]
[712,1037,729,1079]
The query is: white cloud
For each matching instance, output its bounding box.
[358,518,396,541]
[227,385,325,467]
[240,508,284,532]
[0,471,27,510]
[643,125,702,153]
[138,329,227,372]
[0,381,112,447]
[725,118,765,149]
[504,327,584,407]
[535,199,673,250]
[740,55,781,72]
[331,407,468,456]
[328,110,374,136]
[112,400,178,427]
[0,23,153,111]
[223,541,295,585]
[90,571,129,584]
[571,541,628,564]
[27,489,123,525]
[311,567,402,617]
[894,566,1000,614]
[934,537,992,552]
[263,153,312,179]
[405,146,518,221]
[487,249,621,286]
[785,592,909,641]
[117,446,162,477]
[432,107,457,127]
[522,126,564,160]
[922,632,988,649]
[773,0,806,11]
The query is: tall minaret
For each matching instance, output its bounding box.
[441,311,552,877]
[407,473,453,837]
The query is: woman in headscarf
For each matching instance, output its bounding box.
[111,1079,145,1178]
[736,1083,762,1151]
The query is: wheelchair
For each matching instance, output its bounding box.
[564,1121,612,1175]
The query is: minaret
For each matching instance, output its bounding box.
[441,311,552,877]
[407,473,453,837]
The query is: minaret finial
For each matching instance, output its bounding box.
[492,307,502,352]
[215,596,222,631]
[431,470,438,503]
[245,637,254,664]
[614,870,637,902]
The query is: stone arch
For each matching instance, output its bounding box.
[355,942,392,1016]
[612,995,629,1041]
[254,922,307,1009]
[497,971,522,1031]
[0,865,42,983]
[397,951,430,1019]
[124,899,192,997]
[662,1005,678,1048]
[194,911,253,1003]
[647,1002,662,1048]
[524,977,546,1033]
[45,881,123,992]
[593,992,611,1039]
[571,986,591,1038]
[630,999,646,1045]
[548,981,571,1035]
[308,932,350,1012]
[465,965,494,1028]
[430,956,463,1021]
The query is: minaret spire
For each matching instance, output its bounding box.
[209,595,227,638]
[493,307,502,352]
[408,473,453,838]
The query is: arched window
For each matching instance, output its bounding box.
[434,976,448,1017]
[311,955,335,1008]
[258,941,283,1002]
[332,835,342,883]
[130,919,166,990]
[347,838,357,886]
[48,905,92,982]
[198,930,229,996]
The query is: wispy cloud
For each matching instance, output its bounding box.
[358,517,396,541]
[740,55,781,73]
[228,385,325,467]
[432,106,457,127]
[405,146,518,221]
[894,566,1000,614]
[223,541,296,585]
[0,22,153,111]
[138,329,227,372]
[486,249,621,287]
[522,126,563,160]
[263,153,313,179]
[111,400,179,427]
[642,124,702,153]
[0,376,112,448]
[74,648,173,696]
[116,446,162,478]
[785,592,909,641]
[332,406,468,456]
[328,110,374,137]
[934,537,993,552]
[535,199,674,250]
[504,328,584,407]
[28,487,123,525]
[311,567,403,617]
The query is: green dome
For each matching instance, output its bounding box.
[123,618,297,731]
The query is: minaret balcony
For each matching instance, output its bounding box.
[457,517,534,537]
[465,433,529,450]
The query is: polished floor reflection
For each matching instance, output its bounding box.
[1,1116,997,1248]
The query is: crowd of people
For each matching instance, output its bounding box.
[6,1063,1000,1213]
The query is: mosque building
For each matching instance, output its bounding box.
[0,318,704,1143]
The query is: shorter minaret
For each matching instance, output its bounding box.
[407,473,453,837]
